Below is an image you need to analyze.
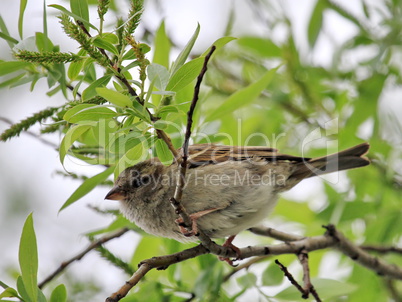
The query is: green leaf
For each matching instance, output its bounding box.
[201,36,237,56]
[147,63,169,91]
[50,284,67,302]
[153,21,171,68]
[114,141,148,177]
[59,124,93,164]
[18,0,28,39]
[19,213,38,302]
[262,262,284,286]
[101,33,119,44]
[170,23,200,75]
[156,105,180,115]
[63,105,117,123]
[16,276,30,301]
[59,166,114,212]
[275,278,357,300]
[0,73,26,88]
[96,87,133,108]
[308,0,327,48]
[93,37,119,55]
[0,287,22,299]
[237,37,281,57]
[82,75,112,100]
[35,32,54,52]
[236,272,257,288]
[155,139,173,165]
[48,4,97,31]
[0,15,18,47]
[70,0,89,26]
[166,57,204,92]
[0,61,31,76]
[206,66,280,121]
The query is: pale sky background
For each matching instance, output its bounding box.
[0,0,395,300]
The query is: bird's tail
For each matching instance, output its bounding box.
[290,143,370,180]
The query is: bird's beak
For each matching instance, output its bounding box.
[105,186,127,200]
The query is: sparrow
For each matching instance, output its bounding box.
[105,143,370,243]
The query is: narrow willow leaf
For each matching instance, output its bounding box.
[206,66,280,121]
[49,4,97,31]
[59,124,92,164]
[96,87,133,108]
[147,63,169,91]
[16,276,29,302]
[153,21,171,67]
[201,36,237,56]
[19,213,38,302]
[50,284,67,302]
[0,287,22,299]
[155,139,173,165]
[156,105,180,115]
[114,141,148,178]
[308,0,327,48]
[59,166,114,212]
[0,61,31,76]
[64,105,117,123]
[93,37,119,55]
[236,37,281,57]
[82,74,112,100]
[166,57,204,92]
[70,0,89,25]
[18,0,28,39]
[35,32,54,52]
[0,15,18,47]
[170,23,200,76]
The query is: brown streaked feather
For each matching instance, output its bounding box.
[182,144,309,168]
[181,143,370,177]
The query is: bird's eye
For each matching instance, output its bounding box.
[140,175,151,185]
[131,175,151,188]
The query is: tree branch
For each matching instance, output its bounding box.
[38,228,129,289]
[106,225,402,301]
[169,46,220,250]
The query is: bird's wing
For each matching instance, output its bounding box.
[184,144,308,168]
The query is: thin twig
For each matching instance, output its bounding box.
[361,245,402,255]
[223,256,269,282]
[106,244,209,302]
[297,250,321,301]
[106,225,402,300]
[324,224,402,279]
[275,259,306,294]
[170,46,216,236]
[248,226,304,241]
[38,228,129,289]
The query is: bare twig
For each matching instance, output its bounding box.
[248,226,304,241]
[324,224,402,279]
[107,225,402,301]
[106,244,209,302]
[298,250,321,301]
[275,259,307,295]
[223,256,269,282]
[361,245,402,255]
[170,46,217,237]
[38,228,129,289]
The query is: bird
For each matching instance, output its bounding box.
[105,143,370,244]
